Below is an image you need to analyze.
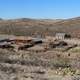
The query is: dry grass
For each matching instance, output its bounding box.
[0,48,79,80]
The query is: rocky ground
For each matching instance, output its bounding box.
[0,48,80,80]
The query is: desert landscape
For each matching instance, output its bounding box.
[0,17,80,80]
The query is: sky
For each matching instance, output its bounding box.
[0,0,80,19]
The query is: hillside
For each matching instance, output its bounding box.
[0,17,80,37]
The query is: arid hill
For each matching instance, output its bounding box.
[0,17,80,37]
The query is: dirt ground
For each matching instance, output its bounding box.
[0,49,80,80]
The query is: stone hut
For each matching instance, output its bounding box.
[55,33,71,40]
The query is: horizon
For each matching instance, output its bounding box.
[0,15,80,20]
[1,16,80,20]
[0,0,80,19]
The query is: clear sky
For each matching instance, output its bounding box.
[0,0,80,19]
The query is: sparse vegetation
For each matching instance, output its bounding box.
[0,17,80,38]
[69,47,80,53]
[0,17,80,80]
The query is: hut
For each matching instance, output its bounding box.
[55,33,71,40]
[10,36,32,44]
